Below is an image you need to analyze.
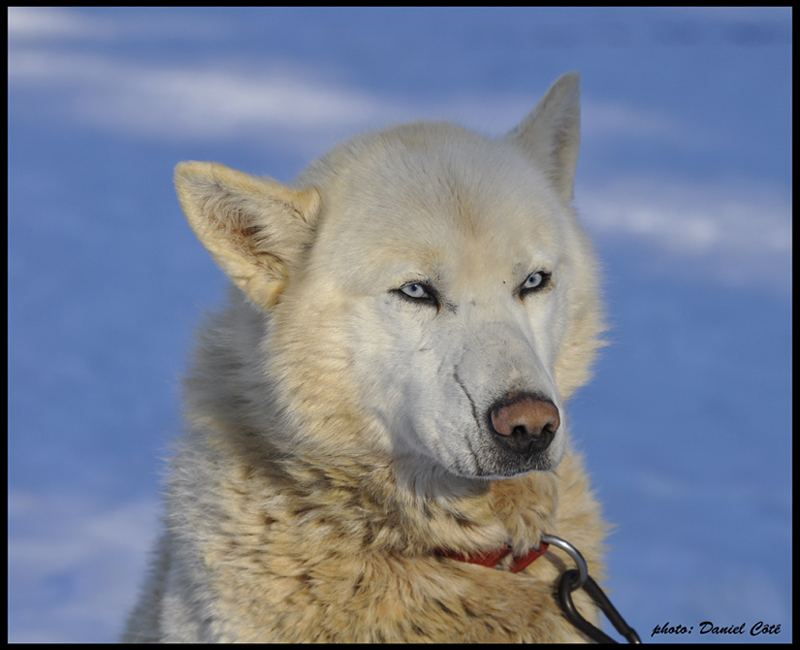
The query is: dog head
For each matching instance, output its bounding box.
[175,73,604,480]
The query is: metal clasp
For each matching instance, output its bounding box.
[542,534,641,644]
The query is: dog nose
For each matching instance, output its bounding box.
[489,394,560,454]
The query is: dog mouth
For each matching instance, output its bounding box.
[471,445,561,478]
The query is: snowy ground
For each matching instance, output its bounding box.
[8,7,791,642]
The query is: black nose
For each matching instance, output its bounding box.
[489,393,560,454]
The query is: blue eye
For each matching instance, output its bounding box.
[524,272,544,289]
[521,271,551,295]
[395,281,439,307]
[401,283,430,300]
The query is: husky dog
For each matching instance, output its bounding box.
[124,72,608,642]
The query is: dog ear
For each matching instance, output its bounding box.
[175,161,321,309]
[507,72,581,203]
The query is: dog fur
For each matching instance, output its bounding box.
[123,72,608,642]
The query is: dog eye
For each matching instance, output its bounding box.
[400,283,430,300]
[395,282,438,307]
[521,271,551,295]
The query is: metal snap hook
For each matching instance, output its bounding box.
[541,533,642,644]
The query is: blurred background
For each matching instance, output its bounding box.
[8,7,791,642]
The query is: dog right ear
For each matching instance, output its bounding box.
[175,161,321,310]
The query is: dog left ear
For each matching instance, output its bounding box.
[506,72,581,203]
[174,161,321,310]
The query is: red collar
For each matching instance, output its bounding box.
[437,541,549,573]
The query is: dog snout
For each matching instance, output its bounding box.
[489,394,560,454]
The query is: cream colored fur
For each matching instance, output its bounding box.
[123,72,608,642]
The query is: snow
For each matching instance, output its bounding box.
[8,7,791,642]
